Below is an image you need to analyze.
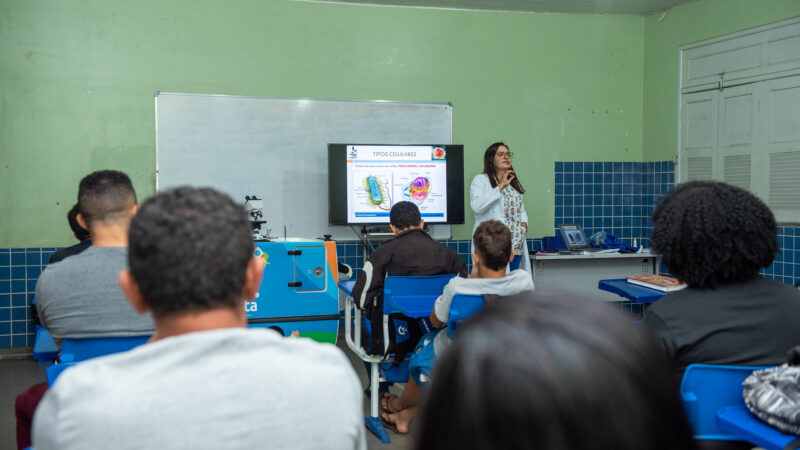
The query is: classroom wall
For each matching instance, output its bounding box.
[641,0,800,162]
[0,0,644,246]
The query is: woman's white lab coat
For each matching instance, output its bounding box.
[469,173,532,275]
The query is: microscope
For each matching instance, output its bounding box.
[243,195,271,241]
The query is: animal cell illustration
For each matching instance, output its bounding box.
[403,177,431,203]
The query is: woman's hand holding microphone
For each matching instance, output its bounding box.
[497,169,515,190]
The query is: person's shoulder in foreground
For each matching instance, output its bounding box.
[33,186,365,450]
[34,327,364,450]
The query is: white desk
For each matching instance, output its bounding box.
[530,252,659,301]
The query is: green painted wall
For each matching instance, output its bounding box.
[0,0,643,246]
[642,0,800,161]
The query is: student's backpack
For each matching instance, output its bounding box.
[742,345,800,434]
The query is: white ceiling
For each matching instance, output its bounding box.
[306,0,695,15]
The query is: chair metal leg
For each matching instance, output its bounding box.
[343,294,391,443]
[371,361,380,418]
[365,361,390,442]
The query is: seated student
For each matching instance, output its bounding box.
[16,170,154,450]
[48,203,92,264]
[35,170,154,346]
[380,220,534,434]
[32,187,366,450]
[415,291,696,450]
[352,201,467,356]
[644,181,800,378]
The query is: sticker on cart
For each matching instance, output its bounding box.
[253,247,270,266]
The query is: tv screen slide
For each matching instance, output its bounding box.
[328,144,464,225]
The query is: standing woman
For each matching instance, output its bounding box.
[470,142,530,275]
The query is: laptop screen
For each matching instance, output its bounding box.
[558,223,589,249]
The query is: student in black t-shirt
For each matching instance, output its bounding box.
[643,181,800,379]
[48,204,92,264]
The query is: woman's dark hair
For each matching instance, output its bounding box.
[483,142,524,194]
[650,181,777,289]
[415,291,695,450]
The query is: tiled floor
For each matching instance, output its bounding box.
[0,331,412,450]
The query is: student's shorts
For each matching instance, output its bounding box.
[409,329,440,385]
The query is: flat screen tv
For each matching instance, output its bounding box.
[328,144,465,226]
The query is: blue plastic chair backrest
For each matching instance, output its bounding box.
[446,294,485,337]
[48,335,151,386]
[680,363,769,441]
[60,335,151,362]
[384,274,455,297]
[383,275,456,314]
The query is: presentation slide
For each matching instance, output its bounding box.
[346,145,448,224]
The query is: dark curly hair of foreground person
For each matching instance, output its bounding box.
[650,180,777,289]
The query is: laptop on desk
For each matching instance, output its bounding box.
[557,223,615,254]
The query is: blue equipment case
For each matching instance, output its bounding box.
[246,239,340,344]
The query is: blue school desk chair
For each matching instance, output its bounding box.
[341,274,455,443]
[32,326,59,363]
[46,335,150,386]
[394,293,487,388]
[717,405,800,450]
[680,363,770,442]
[446,294,486,338]
[597,278,666,304]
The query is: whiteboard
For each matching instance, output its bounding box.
[155,92,453,241]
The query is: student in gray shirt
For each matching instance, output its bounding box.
[33,187,366,450]
[36,171,154,346]
[17,170,153,450]
[380,220,533,434]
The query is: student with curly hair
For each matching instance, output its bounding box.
[644,181,800,377]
